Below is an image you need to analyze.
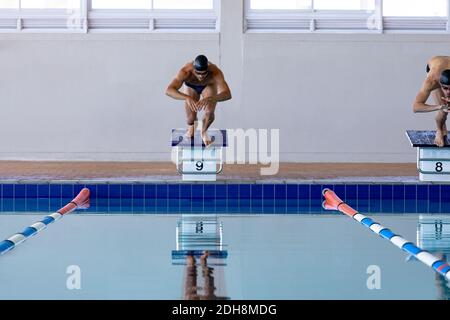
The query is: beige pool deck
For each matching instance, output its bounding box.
[0,161,420,183]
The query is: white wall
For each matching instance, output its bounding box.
[0,0,447,162]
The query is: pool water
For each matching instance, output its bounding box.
[0,213,448,300]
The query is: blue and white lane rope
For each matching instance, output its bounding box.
[322,188,450,281]
[0,188,90,255]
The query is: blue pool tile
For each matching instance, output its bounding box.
[37,184,50,198]
[369,185,381,213]
[180,184,193,200]
[132,196,144,213]
[145,197,156,213]
[227,184,239,199]
[357,185,369,200]
[404,198,417,214]
[240,198,251,213]
[429,185,440,213]
[216,185,226,199]
[227,197,239,213]
[381,185,393,200]
[168,199,180,213]
[144,184,157,199]
[263,184,274,199]
[191,199,204,213]
[298,185,310,199]
[333,185,345,200]
[73,184,85,197]
[37,198,50,212]
[168,184,180,199]
[369,185,381,199]
[286,184,297,199]
[392,185,405,200]
[109,185,121,199]
[404,185,416,199]
[251,198,263,213]
[49,184,62,198]
[239,184,250,199]
[275,185,287,213]
[26,185,38,198]
[179,198,192,213]
[275,184,286,199]
[156,184,168,199]
[417,185,429,200]
[96,184,109,198]
[26,198,38,212]
[14,199,26,212]
[393,185,405,213]
[191,185,203,200]
[345,185,357,200]
[310,185,323,200]
[2,184,13,198]
[120,185,132,198]
[204,184,216,199]
[252,184,263,199]
[132,185,144,199]
[61,184,74,199]
[441,185,450,202]
[15,185,25,198]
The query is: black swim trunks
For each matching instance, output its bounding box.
[184,82,206,95]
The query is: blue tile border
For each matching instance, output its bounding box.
[0,183,449,214]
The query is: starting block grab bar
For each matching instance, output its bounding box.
[171,129,228,181]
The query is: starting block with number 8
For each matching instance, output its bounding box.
[172,129,227,181]
[406,130,450,182]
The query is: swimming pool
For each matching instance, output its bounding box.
[0,183,448,300]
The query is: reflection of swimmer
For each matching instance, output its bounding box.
[413,56,450,147]
[165,55,232,147]
[183,251,228,300]
[434,253,450,300]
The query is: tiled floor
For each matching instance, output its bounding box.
[0,161,418,182]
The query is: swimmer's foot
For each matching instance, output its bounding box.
[184,125,195,140]
[201,131,212,147]
[435,130,447,147]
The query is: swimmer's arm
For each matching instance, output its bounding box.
[413,79,442,113]
[165,70,191,100]
[211,70,232,102]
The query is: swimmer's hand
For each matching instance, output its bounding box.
[185,97,198,112]
[440,97,450,112]
[196,97,215,111]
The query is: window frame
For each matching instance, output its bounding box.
[245,0,450,33]
[0,0,220,33]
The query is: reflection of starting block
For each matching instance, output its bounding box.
[172,214,227,266]
[406,130,450,182]
[171,129,227,182]
[417,215,450,255]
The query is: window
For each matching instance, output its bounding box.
[91,0,150,10]
[0,0,18,9]
[383,0,446,17]
[21,0,80,9]
[0,0,218,32]
[153,0,214,10]
[246,0,450,32]
[250,0,311,10]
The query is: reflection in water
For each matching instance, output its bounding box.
[418,216,450,300]
[172,214,229,300]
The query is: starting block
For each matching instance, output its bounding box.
[406,130,450,182]
[171,129,227,182]
[172,214,228,266]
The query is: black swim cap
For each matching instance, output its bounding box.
[193,55,208,72]
[440,69,450,86]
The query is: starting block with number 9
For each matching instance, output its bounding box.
[172,129,227,181]
[406,130,450,182]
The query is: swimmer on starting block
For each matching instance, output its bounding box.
[413,56,450,147]
[165,55,232,147]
